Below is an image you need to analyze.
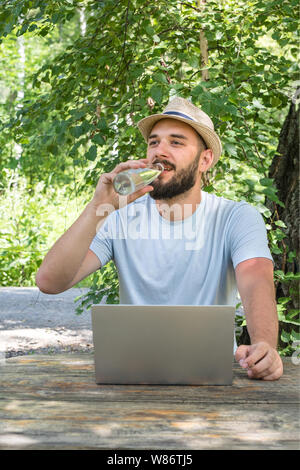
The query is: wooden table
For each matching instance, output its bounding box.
[0,354,299,450]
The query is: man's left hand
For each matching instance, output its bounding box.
[235,342,283,380]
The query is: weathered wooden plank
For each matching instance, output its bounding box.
[0,401,299,450]
[0,355,299,404]
[0,354,299,450]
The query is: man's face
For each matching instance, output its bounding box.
[146,118,203,200]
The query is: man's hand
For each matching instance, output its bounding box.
[235,342,283,381]
[91,158,154,212]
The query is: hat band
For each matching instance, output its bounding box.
[163,110,208,149]
[163,111,195,121]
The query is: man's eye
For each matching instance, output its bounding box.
[172,141,182,145]
[149,140,157,146]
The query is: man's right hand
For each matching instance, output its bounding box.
[90,158,154,214]
[36,158,154,295]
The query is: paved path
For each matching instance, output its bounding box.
[0,287,244,359]
[0,287,100,358]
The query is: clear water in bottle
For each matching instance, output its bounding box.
[113,163,164,196]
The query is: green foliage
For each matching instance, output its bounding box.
[0,170,47,285]
[74,261,119,315]
[0,168,91,285]
[1,0,298,186]
[0,0,298,355]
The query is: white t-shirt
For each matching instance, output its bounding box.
[90,191,273,309]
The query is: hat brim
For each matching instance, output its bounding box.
[137,114,222,167]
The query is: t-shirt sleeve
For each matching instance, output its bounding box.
[89,213,115,267]
[228,203,273,269]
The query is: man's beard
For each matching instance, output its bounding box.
[149,150,201,200]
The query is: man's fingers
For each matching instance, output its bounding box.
[247,350,283,380]
[246,352,272,378]
[242,342,268,368]
[116,185,153,208]
[248,364,283,381]
[235,345,250,363]
[128,185,154,203]
[237,342,284,381]
[112,159,149,176]
[261,366,283,381]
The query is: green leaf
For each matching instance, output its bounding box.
[241,82,252,93]
[97,117,108,132]
[70,125,87,138]
[252,98,264,109]
[149,84,164,104]
[224,143,237,156]
[272,246,283,255]
[286,310,300,325]
[262,186,280,203]
[281,330,290,343]
[86,145,97,161]
[287,251,296,263]
[145,25,155,36]
[92,134,105,145]
[291,330,300,342]
[153,72,167,84]
[270,96,282,107]
[191,84,204,97]
[284,272,300,281]
[259,177,274,186]
[274,220,287,228]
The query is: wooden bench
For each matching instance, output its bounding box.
[0,354,299,450]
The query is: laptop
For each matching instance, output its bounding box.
[91,305,235,385]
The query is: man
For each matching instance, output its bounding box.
[36,97,283,380]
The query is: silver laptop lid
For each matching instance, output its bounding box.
[91,305,235,385]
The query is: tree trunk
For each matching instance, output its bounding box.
[198,0,209,81]
[268,94,299,306]
[239,96,299,347]
[15,34,25,165]
[267,94,299,349]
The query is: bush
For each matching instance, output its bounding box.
[0,169,91,286]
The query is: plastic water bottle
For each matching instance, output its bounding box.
[113,163,164,196]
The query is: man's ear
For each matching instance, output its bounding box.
[199,149,214,172]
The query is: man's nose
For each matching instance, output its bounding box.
[154,139,170,156]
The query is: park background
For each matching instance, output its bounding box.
[0,0,298,355]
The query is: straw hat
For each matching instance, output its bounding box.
[137,97,222,166]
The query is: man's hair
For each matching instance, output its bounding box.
[195,132,207,153]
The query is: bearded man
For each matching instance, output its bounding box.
[36,97,283,381]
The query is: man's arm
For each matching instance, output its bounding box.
[36,203,104,294]
[235,257,283,380]
[36,159,153,294]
